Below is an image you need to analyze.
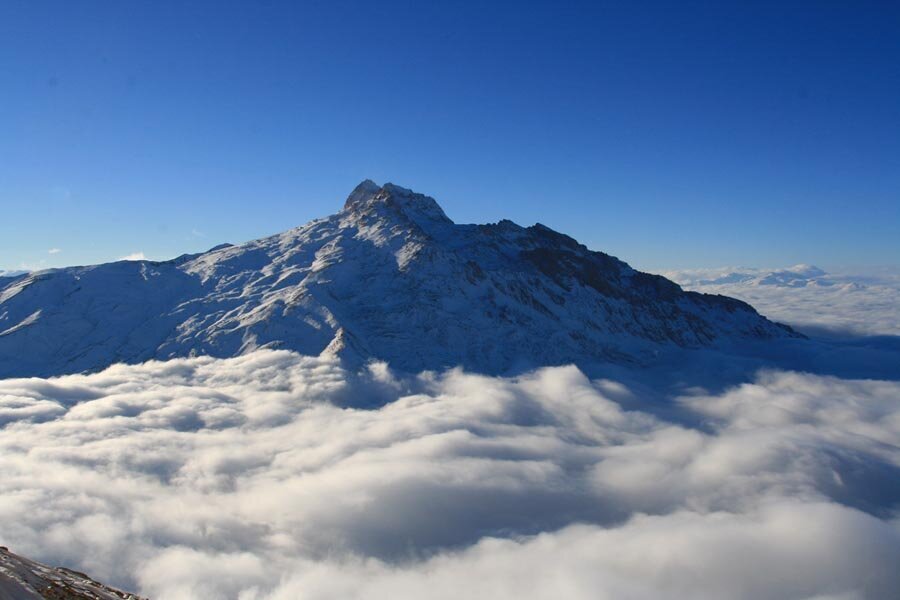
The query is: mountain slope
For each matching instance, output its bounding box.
[0,181,798,378]
[0,546,144,599]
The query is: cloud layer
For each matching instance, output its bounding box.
[1,350,899,599]
[662,265,900,337]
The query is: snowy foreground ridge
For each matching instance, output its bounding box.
[0,180,797,378]
[0,546,144,599]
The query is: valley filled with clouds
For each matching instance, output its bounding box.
[1,300,899,600]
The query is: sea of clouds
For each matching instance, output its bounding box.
[1,345,899,599]
[662,265,900,337]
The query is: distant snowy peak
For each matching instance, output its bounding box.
[0,180,800,378]
[0,546,144,599]
[664,264,900,337]
[669,264,835,288]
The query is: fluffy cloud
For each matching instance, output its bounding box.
[119,252,147,261]
[661,265,900,337]
[0,351,898,599]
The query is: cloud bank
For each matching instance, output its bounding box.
[662,265,900,337]
[1,350,899,599]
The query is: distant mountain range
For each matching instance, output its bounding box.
[664,264,900,338]
[665,264,840,288]
[0,180,798,378]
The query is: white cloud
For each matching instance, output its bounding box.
[253,501,897,600]
[0,351,898,599]
[118,252,146,261]
[660,265,900,337]
[47,248,61,255]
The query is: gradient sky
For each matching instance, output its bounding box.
[2,0,898,272]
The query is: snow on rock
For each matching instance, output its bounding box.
[0,546,144,599]
[0,181,799,378]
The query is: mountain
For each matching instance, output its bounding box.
[0,270,28,280]
[0,546,144,599]
[667,264,835,288]
[0,180,798,379]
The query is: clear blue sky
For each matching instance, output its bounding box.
[2,0,898,272]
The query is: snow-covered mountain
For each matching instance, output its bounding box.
[0,181,798,378]
[0,546,144,599]
[666,264,835,288]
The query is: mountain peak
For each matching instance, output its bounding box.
[342,180,453,230]
[344,179,382,207]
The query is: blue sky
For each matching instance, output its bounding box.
[1,0,898,272]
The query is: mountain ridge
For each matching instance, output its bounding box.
[0,546,144,600]
[0,180,799,379]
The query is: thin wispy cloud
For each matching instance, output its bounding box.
[50,186,71,201]
[17,260,46,272]
[118,252,146,261]
[47,248,61,255]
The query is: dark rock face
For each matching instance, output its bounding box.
[0,181,799,378]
